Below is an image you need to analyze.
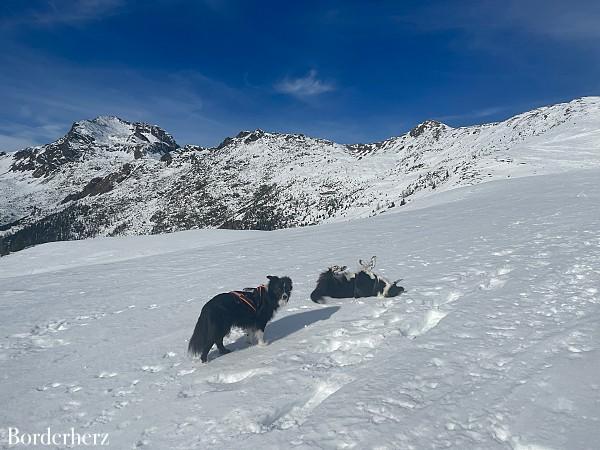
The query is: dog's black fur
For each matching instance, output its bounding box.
[188,275,293,362]
[311,258,404,303]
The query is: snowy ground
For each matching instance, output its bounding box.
[1,170,599,449]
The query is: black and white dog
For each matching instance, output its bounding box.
[311,256,404,303]
[188,275,293,362]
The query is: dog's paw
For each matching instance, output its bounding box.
[257,340,269,347]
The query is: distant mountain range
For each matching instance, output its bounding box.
[2,97,600,255]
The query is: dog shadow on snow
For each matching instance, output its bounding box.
[216,306,340,358]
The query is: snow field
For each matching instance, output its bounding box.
[1,170,599,449]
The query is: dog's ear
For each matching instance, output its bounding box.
[359,256,377,270]
[266,275,278,281]
[393,279,403,285]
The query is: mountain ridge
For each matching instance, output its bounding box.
[1,96,600,255]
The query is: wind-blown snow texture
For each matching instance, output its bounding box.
[1,170,599,449]
[2,97,600,254]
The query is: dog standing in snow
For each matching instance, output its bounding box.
[188,275,293,362]
[310,256,404,303]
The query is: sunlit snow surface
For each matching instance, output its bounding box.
[1,170,599,449]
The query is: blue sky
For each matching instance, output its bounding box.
[1,0,599,150]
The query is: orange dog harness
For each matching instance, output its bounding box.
[230,285,265,313]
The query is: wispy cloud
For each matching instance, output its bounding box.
[275,70,335,99]
[1,0,124,29]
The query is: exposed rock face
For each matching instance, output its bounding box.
[60,163,134,204]
[1,97,600,255]
[409,120,446,139]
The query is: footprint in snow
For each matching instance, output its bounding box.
[36,382,63,391]
[445,291,462,304]
[97,371,118,379]
[207,368,272,384]
[261,374,353,431]
[480,268,511,290]
[399,309,448,338]
[496,265,513,276]
[480,278,506,290]
[141,365,163,373]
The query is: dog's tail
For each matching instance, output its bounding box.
[310,288,324,303]
[188,311,209,356]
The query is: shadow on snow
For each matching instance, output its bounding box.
[209,305,340,359]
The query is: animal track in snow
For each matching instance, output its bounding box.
[314,334,383,354]
[29,336,70,349]
[312,323,388,367]
[36,382,63,391]
[32,320,69,334]
[97,371,118,379]
[496,265,513,276]
[445,291,463,304]
[263,375,353,430]
[141,365,163,373]
[399,309,448,338]
[10,320,71,351]
[113,305,137,314]
[480,277,507,290]
[382,394,422,410]
[207,368,273,384]
[12,319,69,341]
[479,266,513,291]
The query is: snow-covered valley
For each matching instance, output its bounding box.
[1,169,599,449]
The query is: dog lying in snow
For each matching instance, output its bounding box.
[188,275,293,362]
[310,256,404,303]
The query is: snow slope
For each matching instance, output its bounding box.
[1,169,599,449]
[0,229,263,280]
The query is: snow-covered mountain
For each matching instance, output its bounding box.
[1,169,599,449]
[2,97,600,255]
[9,116,177,177]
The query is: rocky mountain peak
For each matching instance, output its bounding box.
[9,116,178,177]
[409,119,448,139]
[69,116,177,153]
[216,129,269,149]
